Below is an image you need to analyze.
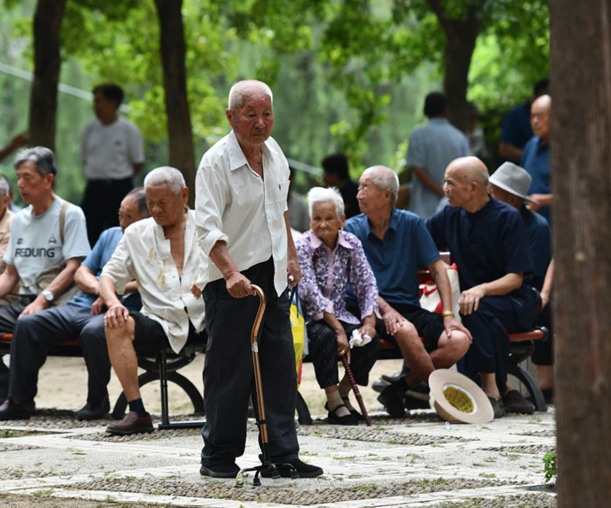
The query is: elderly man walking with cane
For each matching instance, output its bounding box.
[195,80,323,479]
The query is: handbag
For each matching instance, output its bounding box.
[289,285,306,388]
[31,201,82,306]
[419,263,462,322]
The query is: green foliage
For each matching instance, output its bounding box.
[543,451,557,483]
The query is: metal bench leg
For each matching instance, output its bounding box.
[159,351,170,427]
[296,391,313,425]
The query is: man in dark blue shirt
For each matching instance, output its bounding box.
[427,157,537,418]
[345,165,471,417]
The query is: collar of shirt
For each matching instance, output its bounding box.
[365,209,398,241]
[307,230,354,252]
[227,130,279,172]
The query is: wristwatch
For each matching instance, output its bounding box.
[41,290,55,303]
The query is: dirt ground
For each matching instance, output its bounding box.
[27,354,404,417]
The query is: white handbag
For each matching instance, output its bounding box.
[419,264,462,322]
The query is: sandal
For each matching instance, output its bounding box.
[327,404,358,426]
[342,397,364,421]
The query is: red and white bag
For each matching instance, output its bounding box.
[419,263,462,322]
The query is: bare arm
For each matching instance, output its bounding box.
[527,193,553,212]
[209,240,254,298]
[459,273,523,315]
[74,265,98,294]
[323,311,350,364]
[540,259,555,309]
[0,264,20,300]
[285,211,301,286]
[412,166,444,198]
[99,274,129,328]
[498,142,523,163]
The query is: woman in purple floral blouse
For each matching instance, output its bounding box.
[296,187,381,425]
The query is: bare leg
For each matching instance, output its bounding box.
[105,317,140,402]
[393,321,436,383]
[537,365,554,390]
[481,372,500,400]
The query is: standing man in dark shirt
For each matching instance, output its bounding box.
[321,153,359,219]
[426,157,537,418]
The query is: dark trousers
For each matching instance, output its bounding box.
[0,298,34,399]
[306,320,381,388]
[82,177,133,247]
[532,300,553,366]
[8,305,109,405]
[201,258,299,467]
[459,295,532,392]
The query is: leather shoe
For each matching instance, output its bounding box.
[0,399,31,420]
[503,390,535,414]
[200,463,240,479]
[488,396,506,419]
[377,383,407,418]
[262,458,323,478]
[106,411,154,435]
[77,399,111,421]
[327,405,358,426]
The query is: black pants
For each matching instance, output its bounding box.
[306,320,381,389]
[201,258,299,467]
[532,300,554,366]
[0,297,34,399]
[8,305,109,405]
[82,177,133,247]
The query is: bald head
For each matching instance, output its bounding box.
[443,157,490,211]
[362,165,399,205]
[531,94,551,141]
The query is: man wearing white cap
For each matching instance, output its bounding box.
[489,162,553,402]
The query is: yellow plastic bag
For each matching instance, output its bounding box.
[290,287,305,388]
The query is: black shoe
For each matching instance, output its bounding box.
[200,463,240,479]
[261,458,323,478]
[404,383,431,410]
[327,405,358,426]
[503,390,535,414]
[0,399,32,420]
[377,381,408,417]
[342,397,364,421]
[488,396,506,419]
[77,399,111,421]
[372,379,390,393]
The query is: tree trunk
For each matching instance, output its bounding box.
[427,0,480,132]
[551,0,611,506]
[28,0,67,152]
[153,0,196,206]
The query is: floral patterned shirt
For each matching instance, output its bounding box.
[296,230,379,324]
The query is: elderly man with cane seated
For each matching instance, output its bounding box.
[99,166,205,435]
[426,157,538,417]
[296,187,380,425]
[345,165,472,417]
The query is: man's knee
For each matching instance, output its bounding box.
[438,330,471,356]
[394,321,424,349]
[105,317,136,347]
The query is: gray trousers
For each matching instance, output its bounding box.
[8,305,110,405]
[201,258,299,467]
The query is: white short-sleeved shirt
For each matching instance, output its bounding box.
[4,196,92,295]
[195,130,290,297]
[80,116,145,180]
[101,211,205,354]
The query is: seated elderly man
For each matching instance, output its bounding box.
[99,167,205,435]
[488,162,553,402]
[0,189,148,421]
[0,147,91,401]
[296,187,380,425]
[344,165,472,418]
[426,156,538,417]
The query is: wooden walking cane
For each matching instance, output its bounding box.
[339,351,372,426]
[236,285,298,487]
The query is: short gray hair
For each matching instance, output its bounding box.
[0,176,10,198]
[13,146,57,177]
[125,187,149,215]
[364,166,400,206]
[144,167,185,195]
[228,80,273,111]
[307,187,345,219]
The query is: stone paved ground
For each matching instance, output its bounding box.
[0,407,557,508]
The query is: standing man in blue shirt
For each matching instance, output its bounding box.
[521,94,552,223]
[345,165,471,417]
[405,92,470,219]
[427,157,538,418]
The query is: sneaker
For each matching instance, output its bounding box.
[261,458,323,478]
[503,390,535,414]
[200,463,240,479]
[0,399,32,420]
[77,399,111,421]
[488,396,506,419]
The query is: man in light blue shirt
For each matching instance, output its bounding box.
[405,92,470,218]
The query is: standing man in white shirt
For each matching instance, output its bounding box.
[195,80,322,479]
[81,83,145,246]
[99,167,205,435]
